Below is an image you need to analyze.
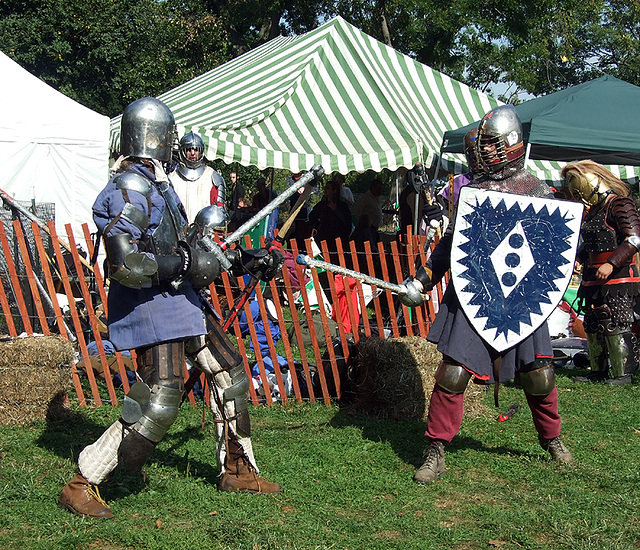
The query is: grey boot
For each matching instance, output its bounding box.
[539,435,573,464]
[413,441,445,484]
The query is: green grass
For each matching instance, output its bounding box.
[1,370,640,549]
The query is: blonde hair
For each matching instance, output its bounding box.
[561,160,630,197]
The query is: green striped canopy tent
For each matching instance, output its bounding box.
[109,16,499,175]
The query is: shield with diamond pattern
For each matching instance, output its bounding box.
[451,186,583,352]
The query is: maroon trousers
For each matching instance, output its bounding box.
[425,384,562,443]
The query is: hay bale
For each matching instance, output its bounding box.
[0,335,75,425]
[351,336,490,420]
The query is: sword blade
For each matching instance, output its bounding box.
[221,165,324,249]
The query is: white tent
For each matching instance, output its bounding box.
[0,51,110,241]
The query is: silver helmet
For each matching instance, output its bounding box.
[177,132,206,180]
[476,105,525,178]
[185,204,229,246]
[120,97,175,162]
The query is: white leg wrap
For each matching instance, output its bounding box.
[78,420,124,485]
[207,370,257,473]
[187,337,258,472]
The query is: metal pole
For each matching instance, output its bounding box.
[296,254,405,294]
[221,165,324,249]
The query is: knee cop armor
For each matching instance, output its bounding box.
[434,359,472,394]
[518,359,555,397]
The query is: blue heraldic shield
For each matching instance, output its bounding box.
[451,187,583,352]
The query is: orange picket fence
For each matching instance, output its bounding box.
[0,217,443,408]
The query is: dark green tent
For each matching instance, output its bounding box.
[441,75,640,168]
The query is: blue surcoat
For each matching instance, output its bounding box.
[92,163,205,351]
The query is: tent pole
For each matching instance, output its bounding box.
[415,153,442,233]
[524,142,532,171]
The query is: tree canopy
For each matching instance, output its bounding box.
[0,0,638,116]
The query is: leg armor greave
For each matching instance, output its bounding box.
[118,342,185,473]
[434,359,471,394]
[519,359,556,397]
[605,332,639,378]
[586,332,608,373]
[185,315,257,472]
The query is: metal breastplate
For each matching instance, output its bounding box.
[149,207,180,254]
[581,202,617,253]
[145,183,187,255]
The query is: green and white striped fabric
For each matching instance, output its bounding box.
[438,152,640,188]
[109,16,499,174]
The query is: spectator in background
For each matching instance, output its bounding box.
[251,177,277,211]
[353,178,384,241]
[227,170,247,230]
[332,173,354,208]
[309,177,352,261]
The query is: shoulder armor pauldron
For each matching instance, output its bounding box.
[114,172,152,196]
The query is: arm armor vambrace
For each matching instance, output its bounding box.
[121,381,183,443]
[518,360,555,397]
[105,233,185,286]
[608,198,640,268]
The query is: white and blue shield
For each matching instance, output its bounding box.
[451,187,583,352]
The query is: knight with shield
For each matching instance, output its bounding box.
[399,105,581,484]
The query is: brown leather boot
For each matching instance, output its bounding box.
[218,438,282,494]
[58,473,114,518]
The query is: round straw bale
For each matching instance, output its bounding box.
[351,335,490,420]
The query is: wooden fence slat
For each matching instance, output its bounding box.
[320,239,350,369]
[376,240,400,338]
[0,222,18,337]
[405,240,429,338]
[348,240,372,338]
[363,241,387,338]
[239,275,273,406]
[416,234,439,328]
[293,239,331,406]
[81,223,132,394]
[65,224,119,406]
[251,241,289,405]
[12,220,49,335]
[336,243,360,345]
[266,276,303,402]
[32,224,72,340]
[280,240,316,403]
[0,221,33,334]
[48,221,103,406]
[390,239,413,337]
[218,268,260,406]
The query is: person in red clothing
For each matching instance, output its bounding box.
[398,105,573,484]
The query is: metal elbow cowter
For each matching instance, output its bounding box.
[104,233,159,287]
